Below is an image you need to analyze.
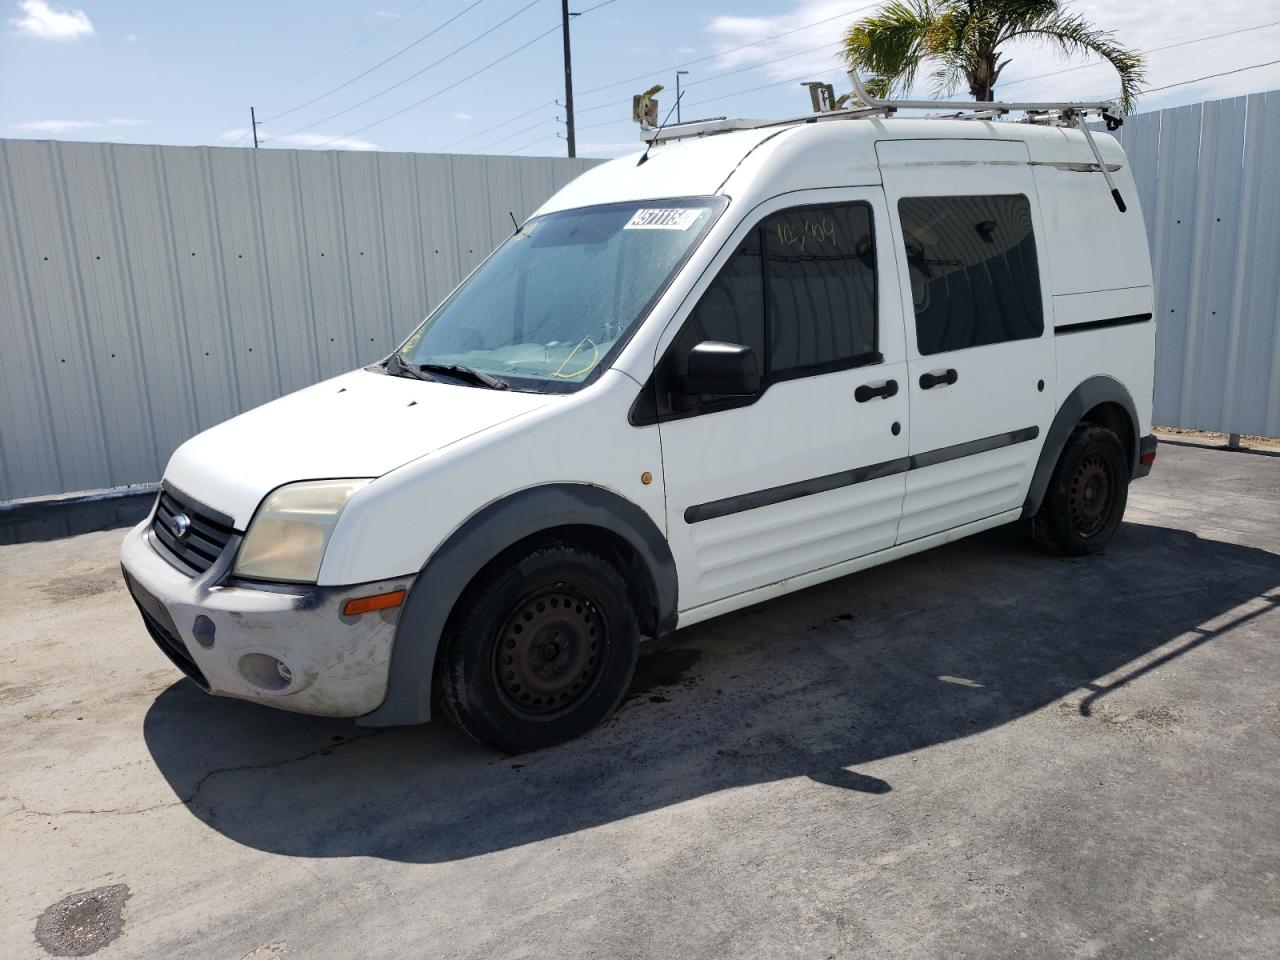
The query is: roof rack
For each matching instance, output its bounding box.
[639,71,1128,212]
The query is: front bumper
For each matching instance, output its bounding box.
[120,517,415,718]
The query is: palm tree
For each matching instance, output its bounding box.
[843,0,1145,111]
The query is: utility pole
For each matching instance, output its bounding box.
[250,106,261,149]
[560,0,576,157]
[676,70,689,123]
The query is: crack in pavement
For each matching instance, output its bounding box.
[4,730,386,821]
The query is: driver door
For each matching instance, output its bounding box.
[651,189,910,613]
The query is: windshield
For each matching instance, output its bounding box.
[395,197,725,391]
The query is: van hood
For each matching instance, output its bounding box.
[164,368,553,529]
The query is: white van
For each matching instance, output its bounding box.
[121,96,1158,752]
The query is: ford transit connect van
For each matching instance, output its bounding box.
[121,103,1158,752]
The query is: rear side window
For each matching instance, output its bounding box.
[897,195,1043,355]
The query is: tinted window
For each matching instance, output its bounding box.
[763,204,877,376]
[643,202,879,422]
[676,228,766,365]
[897,195,1042,355]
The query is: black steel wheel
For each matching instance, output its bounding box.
[493,587,606,719]
[438,542,639,753]
[1038,423,1129,555]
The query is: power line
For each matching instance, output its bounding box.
[439,101,558,150]
[270,0,437,99]
[469,39,846,153]
[1142,58,1280,95]
[1001,18,1280,90]
[231,1,444,145]
[471,111,562,152]
[509,131,560,154]
[433,4,870,154]
[311,0,624,150]
[261,0,492,123]
[309,24,564,148]
[574,2,878,98]
[266,0,542,141]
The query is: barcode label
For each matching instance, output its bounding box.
[624,208,701,230]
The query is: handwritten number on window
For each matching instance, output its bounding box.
[774,217,837,254]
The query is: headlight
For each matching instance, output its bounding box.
[233,479,370,583]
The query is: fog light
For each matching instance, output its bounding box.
[238,652,293,693]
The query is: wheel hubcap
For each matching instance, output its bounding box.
[1069,453,1113,537]
[494,588,604,717]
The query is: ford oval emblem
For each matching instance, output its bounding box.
[173,513,191,540]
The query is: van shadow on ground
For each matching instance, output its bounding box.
[142,521,1280,863]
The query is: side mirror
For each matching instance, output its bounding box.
[683,341,760,396]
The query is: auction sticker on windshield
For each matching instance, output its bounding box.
[625,208,703,230]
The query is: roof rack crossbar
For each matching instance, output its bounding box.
[845,70,1116,115]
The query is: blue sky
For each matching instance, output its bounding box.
[3,0,1279,158]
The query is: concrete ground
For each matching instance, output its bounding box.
[2,438,1278,960]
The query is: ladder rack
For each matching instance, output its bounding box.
[643,70,1121,144]
[638,71,1128,212]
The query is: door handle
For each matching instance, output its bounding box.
[855,379,899,403]
[919,368,958,390]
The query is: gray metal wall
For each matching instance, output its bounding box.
[0,139,599,502]
[1112,90,1280,437]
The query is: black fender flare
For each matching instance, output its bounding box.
[1022,375,1140,519]
[358,483,677,727]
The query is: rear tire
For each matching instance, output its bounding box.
[438,542,639,753]
[1035,423,1129,556]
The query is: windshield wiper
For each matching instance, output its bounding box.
[418,363,509,390]
[382,353,433,381]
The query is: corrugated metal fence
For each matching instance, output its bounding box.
[1112,89,1280,437]
[2,92,1279,502]
[0,140,599,502]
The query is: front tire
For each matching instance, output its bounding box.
[1035,423,1130,556]
[438,542,639,753]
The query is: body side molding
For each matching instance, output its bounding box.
[358,483,677,728]
[685,426,1040,524]
[1022,375,1140,519]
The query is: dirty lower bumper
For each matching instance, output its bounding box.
[119,518,415,718]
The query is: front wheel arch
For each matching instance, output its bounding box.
[358,484,676,728]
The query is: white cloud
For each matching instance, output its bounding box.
[9,1,95,41]
[454,112,473,121]
[674,46,697,54]
[375,9,399,18]
[701,0,1280,112]
[219,129,379,152]
[11,117,147,133]
[124,32,138,44]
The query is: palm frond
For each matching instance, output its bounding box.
[843,0,943,99]
[999,9,1146,110]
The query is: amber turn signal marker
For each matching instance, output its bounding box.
[342,589,407,617]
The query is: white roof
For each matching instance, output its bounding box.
[536,117,1126,216]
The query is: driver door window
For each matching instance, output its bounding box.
[648,201,878,421]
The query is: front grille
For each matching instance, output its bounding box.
[151,487,236,576]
